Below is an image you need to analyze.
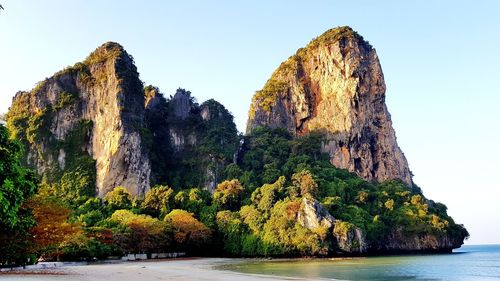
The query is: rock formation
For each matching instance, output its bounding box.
[247,26,412,186]
[145,87,239,191]
[4,33,467,256]
[6,44,239,197]
[372,227,464,253]
[332,221,368,254]
[297,197,334,230]
[7,42,151,196]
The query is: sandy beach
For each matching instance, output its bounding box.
[0,258,312,281]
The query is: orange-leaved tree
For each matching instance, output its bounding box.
[164,209,211,251]
[28,196,83,260]
[110,209,171,253]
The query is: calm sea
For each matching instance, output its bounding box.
[223,245,500,280]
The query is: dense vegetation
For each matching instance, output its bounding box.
[0,120,468,265]
[0,125,37,265]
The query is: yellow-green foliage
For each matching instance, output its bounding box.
[291,169,318,198]
[26,107,53,144]
[164,209,211,247]
[431,214,449,231]
[141,185,174,217]
[5,92,31,142]
[251,176,286,212]
[84,42,123,65]
[216,210,246,255]
[213,179,244,210]
[305,26,362,51]
[249,78,288,119]
[54,92,78,110]
[111,210,165,231]
[248,55,301,120]
[239,205,264,234]
[104,186,132,210]
[261,198,326,256]
[356,191,369,204]
[110,209,171,253]
[32,80,48,95]
[384,199,394,211]
[333,220,355,239]
[216,210,243,230]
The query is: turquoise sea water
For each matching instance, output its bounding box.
[223,245,500,280]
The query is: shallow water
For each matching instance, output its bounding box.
[223,245,500,280]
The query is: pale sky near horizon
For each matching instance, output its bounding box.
[1,1,499,245]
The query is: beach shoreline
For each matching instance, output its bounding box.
[0,258,314,281]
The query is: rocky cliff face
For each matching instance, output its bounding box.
[247,26,412,186]
[6,43,240,197]
[297,197,334,230]
[294,197,461,254]
[154,89,239,191]
[332,221,368,254]
[6,42,150,196]
[371,227,464,253]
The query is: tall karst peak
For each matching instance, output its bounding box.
[6,41,150,197]
[84,41,126,64]
[247,26,412,186]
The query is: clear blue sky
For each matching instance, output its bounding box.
[1,1,499,245]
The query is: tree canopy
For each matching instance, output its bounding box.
[0,124,37,265]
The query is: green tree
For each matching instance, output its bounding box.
[251,176,285,212]
[224,163,243,180]
[104,186,133,211]
[292,169,318,198]
[141,185,174,218]
[73,197,106,227]
[216,210,246,255]
[213,179,244,210]
[260,198,326,256]
[183,188,210,215]
[0,124,37,265]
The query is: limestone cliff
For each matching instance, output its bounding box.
[293,197,463,254]
[6,41,239,197]
[297,197,334,230]
[6,42,150,196]
[247,26,412,186]
[149,88,239,191]
[372,227,465,253]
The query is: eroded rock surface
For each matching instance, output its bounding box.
[247,26,412,186]
[7,42,150,196]
[332,221,368,254]
[372,227,465,253]
[297,197,334,230]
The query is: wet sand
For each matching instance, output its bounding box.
[0,258,312,281]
